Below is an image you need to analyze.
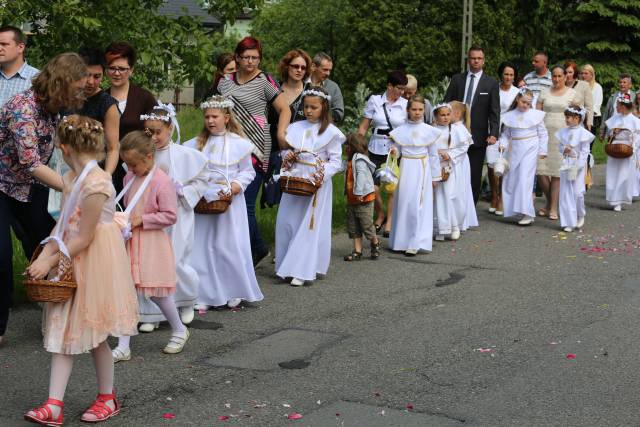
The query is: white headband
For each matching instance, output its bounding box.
[565,105,586,119]
[200,97,234,110]
[302,88,331,101]
[432,103,452,115]
[518,86,533,98]
[140,101,181,144]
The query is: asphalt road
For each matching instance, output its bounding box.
[2,165,639,426]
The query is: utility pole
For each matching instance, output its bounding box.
[461,0,473,72]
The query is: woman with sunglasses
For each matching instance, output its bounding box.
[105,41,157,192]
[278,49,313,122]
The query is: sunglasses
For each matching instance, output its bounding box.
[289,64,307,71]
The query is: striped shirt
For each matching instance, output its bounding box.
[0,61,39,108]
[523,70,552,105]
[217,72,280,170]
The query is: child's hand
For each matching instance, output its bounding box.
[230,182,242,195]
[439,151,450,161]
[432,181,438,188]
[284,151,296,162]
[563,146,573,155]
[130,215,143,228]
[389,147,398,156]
[539,155,547,159]
[27,253,58,280]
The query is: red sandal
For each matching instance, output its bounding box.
[80,392,120,423]
[24,398,64,426]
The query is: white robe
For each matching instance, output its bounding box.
[604,113,640,206]
[388,122,441,251]
[185,133,263,307]
[453,123,478,231]
[138,142,208,322]
[557,126,594,227]
[499,109,548,218]
[275,121,345,280]
[433,124,470,235]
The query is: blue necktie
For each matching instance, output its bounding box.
[464,74,475,106]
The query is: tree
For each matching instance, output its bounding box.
[1,0,234,92]
[205,0,264,26]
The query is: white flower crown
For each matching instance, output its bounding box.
[518,86,533,98]
[565,105,586,118]
[139,113,172,122]
[302,88,331,101]
[200,97,234,110]
[139,101,181,143]
[432,103,452,115]
[616,93,633,105]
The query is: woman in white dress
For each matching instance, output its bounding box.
[276,87,345,286]
[580,64,603,133]
[388,95,441,255]
[604,94,640,210]
[500,88,548,225]
[487,62,519,215]
[185,96,263,309]
[557,106,594,232]
[536,65,579,221]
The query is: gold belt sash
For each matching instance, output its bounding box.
[512,134,537,141]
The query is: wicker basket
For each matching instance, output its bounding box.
[605,129,634,159]
[194,192,232,214]
[279,151,323,197]
[24,245,76,303]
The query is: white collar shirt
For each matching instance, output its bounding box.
[364,92,408,155]
[464,69,483,107]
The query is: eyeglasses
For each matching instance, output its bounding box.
[107,66,130,74]
[239,55,260,62]
[289,64,307,71]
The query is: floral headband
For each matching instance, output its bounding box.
[432,103,452,115]
[616,93,633,105]
[302,88,331,101]
[140,101,181,144]
[200,96,234,110]
[565,105,586,119]
[61,116,103,132]
[518,86,533,99]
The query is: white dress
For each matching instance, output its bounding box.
[604,113,640,206]
[557,126,594,227]
[454,123,479,231]
[185,133,264,307]
[487,86,519,166]
[138,142,209,321]
[433,124,470,236]
[275,120,345,281]
[388,121,441,251]
[499,109,548,218]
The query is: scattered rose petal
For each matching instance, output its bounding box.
[166,397,173,401]
[316,400,322,405]
[254,403,267,409]
[335,413,341,417]
[566,353,576,359]
[378,410,386,416]
[406,403,414,410]
[475,348,493,353]
[282,403,291,408]
[224,380,232,384]
[218,415,229,421]
[374,392,381,397]
[163,413,176,419]
[287,412,303,420]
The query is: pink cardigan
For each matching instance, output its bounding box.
[123,168,177,230]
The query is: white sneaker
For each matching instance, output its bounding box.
[112,347,131,363]
[179,307,195,325]
[450,227,461,240]
[563,227,573,232]
[577,217,585,228]
[435,234,445,241]
[290,278,305,287]
[138,322,159,333]
[488,207,496,213]
[518,215,534,226]
[405,248,418,256]
[194,304,209,311]
[227,298,242,308]
[613,205,622,212]
[495,210,503,216]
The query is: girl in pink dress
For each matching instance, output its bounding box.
[111,130,189,363]
[24,115,138,425]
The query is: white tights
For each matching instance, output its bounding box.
[116,295,185,351]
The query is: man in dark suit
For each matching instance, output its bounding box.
[444,46,500,204]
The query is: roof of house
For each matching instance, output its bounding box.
[158,0,221,28]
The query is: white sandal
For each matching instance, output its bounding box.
[112,347,131,363]
[163,328,190,354]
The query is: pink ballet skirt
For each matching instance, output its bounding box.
[42,169,139,355]
[125,173,177,297]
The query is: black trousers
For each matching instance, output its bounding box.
[468,145,487,205]
[0,185,55,335]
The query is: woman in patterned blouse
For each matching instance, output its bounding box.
[0,52,87,345]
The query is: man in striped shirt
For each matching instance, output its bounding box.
[523,51,552,106]
[0,26,39,108]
